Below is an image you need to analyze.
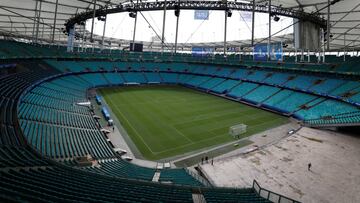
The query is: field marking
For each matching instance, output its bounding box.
[102,86,287,158]
[153,116,287,155]
[171,125,194,144]
[106,95,156,154]
[152,132,229,155]
[173,107,255,126]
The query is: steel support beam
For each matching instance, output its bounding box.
[82,22,86,52]
[268,0,271,60]
[90,0,97,42]
[132,1,139,52]
[326,0,330,51]
[251,0,255,47]
[101,15,107,51]
[32,0,39,42]
[343,34,346,61]
[35,0,43,43]
[65,1,327,31]
[161,0,167,52]
[224,0,228,56]
[174,0,180,54]
[52,0,59,43]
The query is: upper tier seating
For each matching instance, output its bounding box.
[45,59,360,105]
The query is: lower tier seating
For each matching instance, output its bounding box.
[159,168,203,187]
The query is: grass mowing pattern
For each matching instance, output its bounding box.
[100,85,288,160]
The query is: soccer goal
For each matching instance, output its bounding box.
[229,124,247,138]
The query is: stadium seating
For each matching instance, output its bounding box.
[159,168,203,187]
[198,78,226,90]
[269,92,318,113]
[283,75,320,90]
[304,111,360,126]
[214,67,233,77]
[211,79,241,94]
[102,73,125,85]
[262,72,292,85]
[308,78,345,94]
[0,40,359,202]
[296,100,359,120]
[243,85,281,104]
[159,72,177,83]
[202,188,272,203]
[185,75,212,87]
[122,72,147,83]
[79,73,109,87]
[227,82,259,98]
[84,159,156,181]
[145,72,162,83]
[246,70,269,82]
[0,166,194,202]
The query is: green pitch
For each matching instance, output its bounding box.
[100,86,288,160]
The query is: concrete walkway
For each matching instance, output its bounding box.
[200,127,360,203]
[173,121,300,166]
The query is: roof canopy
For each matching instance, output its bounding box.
[0,0,358,51]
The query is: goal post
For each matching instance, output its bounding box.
[229,124,247,139]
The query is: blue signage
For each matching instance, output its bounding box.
[194,10,209,20]
[269,43,283,61]
[254,44,268,61]
[192,47,214,56]
[254,43,282,61]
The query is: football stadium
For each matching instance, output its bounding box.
[0,0,360,202]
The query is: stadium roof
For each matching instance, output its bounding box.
[0,0,359,51]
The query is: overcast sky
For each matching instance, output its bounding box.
[87,10,293,44]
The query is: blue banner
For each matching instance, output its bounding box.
[194,10,209,20]
[254,44,268,61]
[269,43,283,61]
[254,43,282,61]
[192,47,214,56]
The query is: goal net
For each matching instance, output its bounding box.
[229,124,247,138]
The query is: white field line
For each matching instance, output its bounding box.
[153,116,286,155]
[107,96,156,154]
[171,125,194,144]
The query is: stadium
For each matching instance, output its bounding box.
[0,0,360,202]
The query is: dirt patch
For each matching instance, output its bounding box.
[302,136,323,143]
[281,157,293,162]
[289,185,304,197]
[250,157,261,165]
[275,145,288,151]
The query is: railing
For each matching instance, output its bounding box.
[253,180,301,203]
[184,168,212,187]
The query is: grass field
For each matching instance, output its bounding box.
[100,85,288,160]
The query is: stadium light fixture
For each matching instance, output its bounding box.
[129,11,137,18]
[227,9,232,17]
[273,16,280,22]
[174,5,180,17]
